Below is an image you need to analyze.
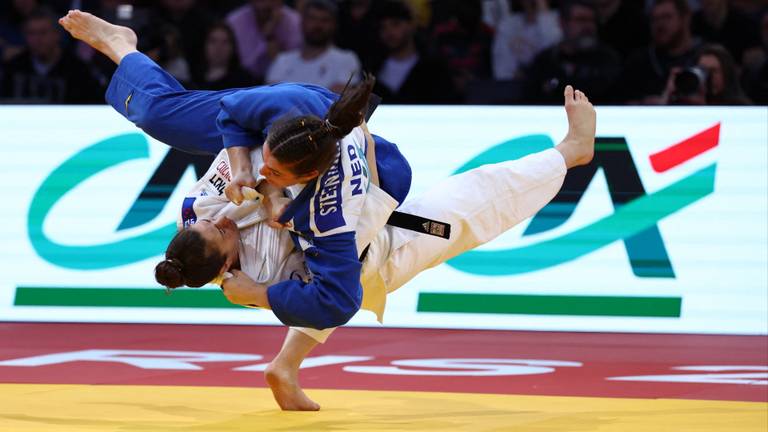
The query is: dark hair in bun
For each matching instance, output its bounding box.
[154,229,225,289]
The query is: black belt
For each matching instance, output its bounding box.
[359,211,451,262]
[387,210,451,239]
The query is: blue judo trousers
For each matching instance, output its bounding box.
[107,52,412,329]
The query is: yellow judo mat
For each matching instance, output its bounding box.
[0,384,765,432]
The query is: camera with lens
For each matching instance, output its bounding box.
[674,66,709,97]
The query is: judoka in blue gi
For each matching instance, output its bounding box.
[60,10,597,412]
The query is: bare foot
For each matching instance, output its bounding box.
[58,10,137,65]
[265,361,320,411]
[556,85,596,169]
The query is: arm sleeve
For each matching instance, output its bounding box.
[267,231,363,329]
[216,85,337,149]
[216,93,264,149]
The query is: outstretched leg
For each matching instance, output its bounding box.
[59,10,227,155]
[264,86,597,413]
[379,85,596,291]
[59,10,137,65]
[264,328,321,411]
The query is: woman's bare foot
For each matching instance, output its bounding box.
[264,361,321,411]
[58,10,137,64]
[556,85,597,169]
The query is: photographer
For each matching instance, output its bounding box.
[661,43,751,105]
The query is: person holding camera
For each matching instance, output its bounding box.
[661,43,751,105]
[617,0,702,104]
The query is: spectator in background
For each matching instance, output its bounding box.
[695,44,750,104]
[660,44,751,105]
[492,0,562,80]
[0,7,102,103]
[336,0,380,69]
[1,0,40,63]
[595,0,650,59]
[193,22,254,90]
[524,0,620,104]
[371,0,458,104]
[741,10,768,105]
[266,0,361,92]
[618,0,702,104]
[430,0,493,98]
[151,0,212,72]
[691,0,760,66]
[142,24,193,85]
[227,0,302,82]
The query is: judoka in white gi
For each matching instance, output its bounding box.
[57,8,596,412]
[177,86,596,410]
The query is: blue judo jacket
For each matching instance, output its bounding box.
[107,54,410,329]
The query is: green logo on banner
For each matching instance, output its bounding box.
[446,135,716,276]
[28,132,716,274]
[27,134,175,269]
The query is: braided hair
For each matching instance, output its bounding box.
[266,73,375,176]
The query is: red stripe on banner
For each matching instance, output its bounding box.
[649,123,720,173]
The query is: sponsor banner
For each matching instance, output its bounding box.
[0,106,766,334]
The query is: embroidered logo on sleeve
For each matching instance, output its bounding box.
[181,197,198,228]
[124,92,133,114]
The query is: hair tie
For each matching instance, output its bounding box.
[324,119,341,132]
[167,258,183,272]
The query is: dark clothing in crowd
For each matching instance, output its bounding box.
[524,44,622,104]
[336,2,381,70]
[617,43,702,103]
[151,4,213,70]
[431,18,493,80]
[0,50,103,103]
[373,55,459,104]
[691,9,760,64]
[598,2,650,59]
[742,60,768,104]
[192,66,255,91]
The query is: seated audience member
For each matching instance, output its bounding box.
[618,0,702,104]
[524,0,621,104]
[691,0,760,65]
[336,0,380,70]
[266,0,361,92]
[193,22,254,90]
[492,0,562,80]
[151,0,213,71]
[430,0,493,98]
[0,7,102,103]
[0,0,39,62]
[371,0,459,104]
[741,9,768,104]
[661,43,751,105]
[227,0,302,82]
[595,0,650,59]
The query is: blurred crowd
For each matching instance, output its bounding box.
[1,0,766,105]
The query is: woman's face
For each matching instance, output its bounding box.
[698,54,724,96]
[205,27,233,67]
[190,216,240,273]
[259,142,319,188]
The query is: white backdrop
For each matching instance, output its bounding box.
[0,105,766,334]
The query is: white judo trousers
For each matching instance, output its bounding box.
[296,148,567,343]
